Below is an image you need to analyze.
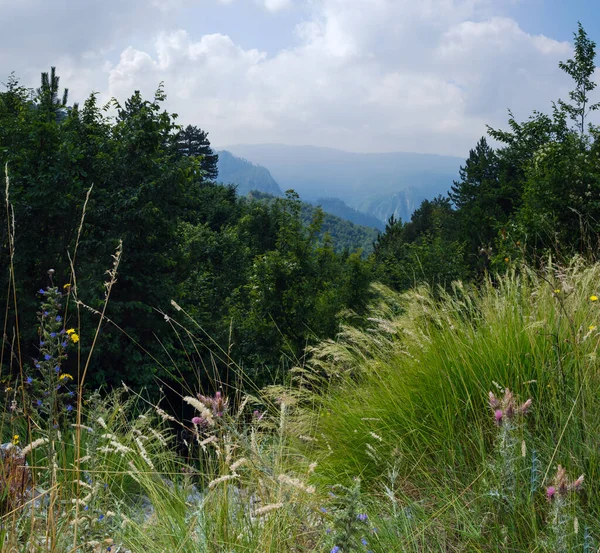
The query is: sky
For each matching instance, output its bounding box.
[0,0,598,156]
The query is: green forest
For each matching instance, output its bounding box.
[4,25,600,394]
[1,20,600,553]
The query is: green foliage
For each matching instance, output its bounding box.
[558,22,600,136]
[308,262,600,550]
[374,23,600,289]
[0,69,373,392]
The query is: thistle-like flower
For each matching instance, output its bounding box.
[547,465,584,501]
[488,389,532,426]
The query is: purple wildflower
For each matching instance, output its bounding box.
[357,513,368,522]
[547,486,556,501]
[330,547,340,553]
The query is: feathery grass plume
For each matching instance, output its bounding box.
[20,437,49,455]
[277,473,315,494]
[253,502,284,516]
[208,473,239,489]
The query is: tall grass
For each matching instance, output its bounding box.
[2,160,600,550]
[310,260,600,549]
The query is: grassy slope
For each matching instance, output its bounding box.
[6,261,600,552]
[309,261,600,549]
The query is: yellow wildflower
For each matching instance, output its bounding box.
[589,325,597,331]
[59,373,73,381]
[504,257,509,263]
[554,289,560,294]
[12,435,19,446]
[66,328,75,335]
[70,333,80,344]
[591,295,599,302]
[63,283,71,289]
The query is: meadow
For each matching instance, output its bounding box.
[2,250,599,552]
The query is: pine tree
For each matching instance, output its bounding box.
[176,124,219,179]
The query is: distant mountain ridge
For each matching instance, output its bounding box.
[358,189,425,225]
[311,197,385,231]
[221,143,462,223]
[216,150,384,230]
[216,150,283,197]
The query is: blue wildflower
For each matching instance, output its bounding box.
[40,340,45,346]
[326,528,331,534]
[98,514,104,521]
[68,391,75,397]
[320,507,327,513]
[54,366,60,373]
[55,315,61,322]
[59,329,66,335]
[66,404,73,412]
[38,289,45,295]
[44,354,51,361]
[330,547,340,553]
[26,376,33,384]
[43,311,49,317]
[61,341,67,348]
[84,505,89,511]
[50,332,56,338]
[361,538,368,546]
[36,399,43,407]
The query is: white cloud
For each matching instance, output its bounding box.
[0,0,579,156]
[104,0,574,155]
[262,0,293,12]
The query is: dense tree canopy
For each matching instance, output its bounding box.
[2,22,600,395]
[0,69,372,394]
[373,22,600,287]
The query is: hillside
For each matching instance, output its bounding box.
[221,143,462,222]
[311,197,385,231]
[216,150,283,197]
[248,191,379,254]
[357,188,425,224]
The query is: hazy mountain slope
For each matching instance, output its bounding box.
[358,188,426,225]
[216,150,283,197]
[248,191,379,254]
[222,144,462,209]
[312,197,385,231]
